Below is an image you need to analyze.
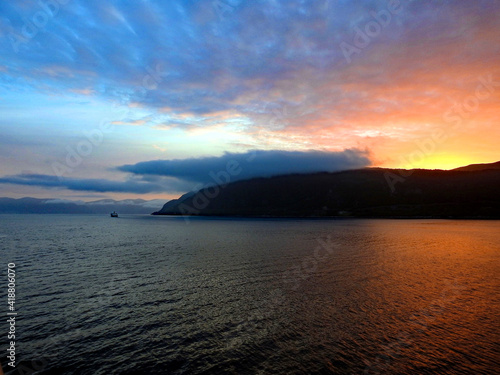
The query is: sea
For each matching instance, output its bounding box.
[0,214,498,374]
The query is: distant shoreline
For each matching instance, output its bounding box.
[151,213,500,220]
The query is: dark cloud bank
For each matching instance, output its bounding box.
[119,148,371,184]
[0,149,371,194]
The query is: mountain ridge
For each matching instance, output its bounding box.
[452,161,500,172]
[153,161,500,218]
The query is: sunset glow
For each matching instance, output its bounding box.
[0,0,499,200]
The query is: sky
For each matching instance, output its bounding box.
[0,0,499,201]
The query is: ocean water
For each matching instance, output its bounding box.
[0,215,499,374]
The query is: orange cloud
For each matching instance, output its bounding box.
[243,21,500,170]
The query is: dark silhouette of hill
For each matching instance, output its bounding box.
[452,161,500,172]
[153,162,500,218]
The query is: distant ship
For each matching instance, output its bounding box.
[110,211,118,217]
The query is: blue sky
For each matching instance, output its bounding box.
[0,0,499,200]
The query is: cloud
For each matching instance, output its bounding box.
[0,0,498,198]
[0,174,188,194]
[118,148,372,185]
[2,0,497,127]
[2,0,498,137]
[0,149,371,195]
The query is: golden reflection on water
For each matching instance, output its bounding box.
[289,220,499,374]
[1,216,498,374]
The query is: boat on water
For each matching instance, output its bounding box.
[110,211,118,217]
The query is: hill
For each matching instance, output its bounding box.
[153,165,500,218]
[452,161,500,172]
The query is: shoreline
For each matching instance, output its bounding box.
[151,213,500,220]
